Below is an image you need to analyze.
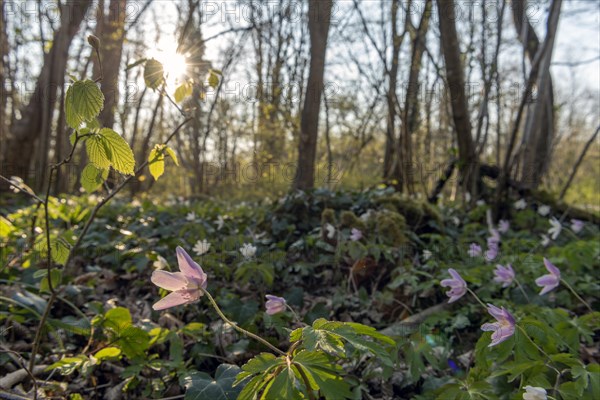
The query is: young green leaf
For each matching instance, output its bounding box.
[208,70,220,88]
[148,146,165,181]
[144,59,164,89]
[166,146,179,166]
[86,135,111,170]
[174,80,193,103]
[65,79,104,129]
[81,163,108,193]
[98,128,135,175]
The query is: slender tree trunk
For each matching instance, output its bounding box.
[293,0,333,191]
[97,0,127,129]
[436,0,478,195]
[513,0,561,189]
[383,0,401,181]
[398,0,432,193]
[2,0,92,191]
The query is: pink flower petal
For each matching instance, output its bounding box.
[176,246,207,282]
[152,289,200,310]
[151,270,188,291]
[448,268,465,283]
[543,258,561,278]
[481,322,500,332]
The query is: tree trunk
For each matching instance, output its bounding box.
[2,0,92,190]
[397,0,432,193]
[512,0,560,189]
[97,0,128,129]
[383,0,401,182]
[436,0,477,194]
[293,0,333,191]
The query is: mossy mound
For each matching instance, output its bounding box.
[373,193,442,228]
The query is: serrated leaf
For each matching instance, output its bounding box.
[94,347,121,360]
[65,79,104,129]
[148,146,165,181]
[144,58,164,89]
[174,80,193,102]
[86,135,111,170]
[50,238,70,265]
[81,163,108,193]
[183,364,243,400]
[99,128,135,175]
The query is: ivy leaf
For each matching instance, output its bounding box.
[174,80,193,102]
[86,135,111,170]
[148,146,165,181]
[182,364,243,400]
[144,59,164,89]
[65,79,104,129]
[99,128,135,175]
[81,163,108,193]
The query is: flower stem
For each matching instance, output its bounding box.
[560,279,593,313]
[513,278,531,303]
[201,288,286,356]
[467,288,487,309]
[286,304,305,326]
[516,325,559,371]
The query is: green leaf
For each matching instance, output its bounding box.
[166,146,179,166]
[40,269,62,292]
[0,216,15,238]
[174,80,193,102]
[65,79,104,129]
[183,364,243,400]
[98,128,135,175]
[144,58,164,89]
[263,364,303,400]
[86,135,111,170]
[94,347,122,361]
[50,238,70,265]
[46,355,91,376]
[208,69,221,88]
[116,326,150,359]
[103,307,132,331]
[292,350,353,399]
[148,146,165,181]
[81,163,108,193]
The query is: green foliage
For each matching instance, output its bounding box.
[149,144,179,181]
[65,79,104,129]
[84,127,135,177]
[144,58,165,89]
[182,364,243,400]
[81,163,109,193]
[174,80,193,102]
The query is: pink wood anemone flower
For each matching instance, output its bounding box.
[151,246,208,310]
[481,303,515,347]
[265,295,287,315]
[494,264,515,288]
[535,258,561,296]
[468,243,482,258]
[440,268,467,303]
